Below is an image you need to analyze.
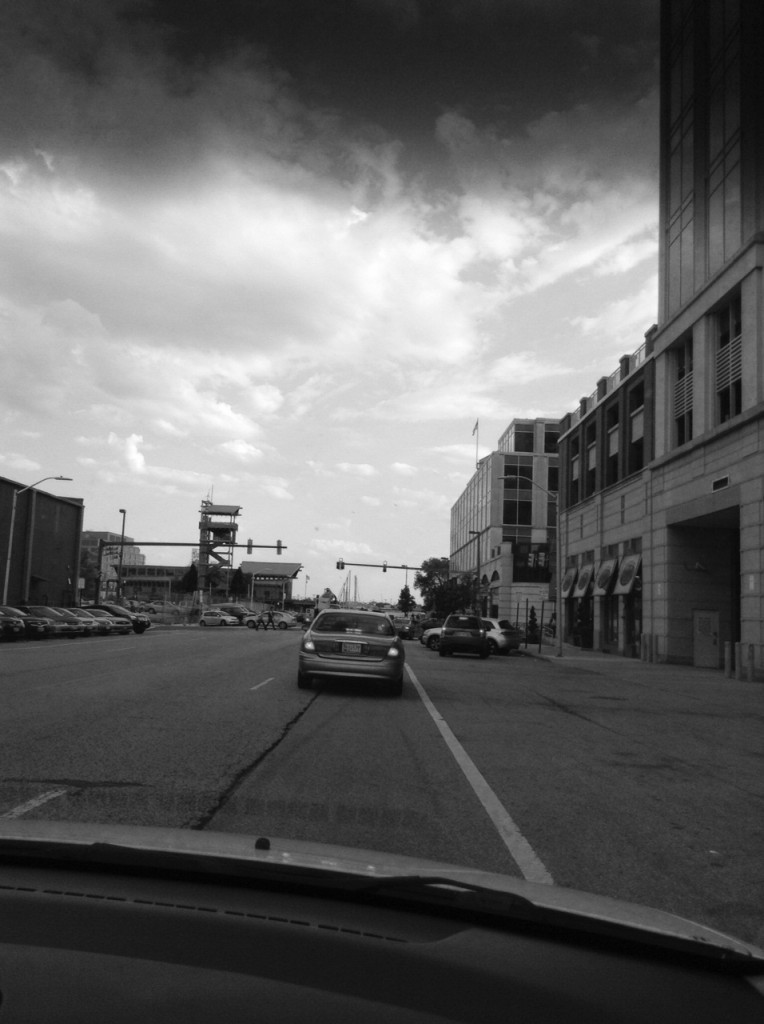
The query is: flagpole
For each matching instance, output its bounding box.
[473,419,479,468]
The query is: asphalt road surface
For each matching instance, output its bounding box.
[0,626,761,945]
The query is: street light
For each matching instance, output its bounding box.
[499,475,563,658]
[117,509,126,602]
[2,476,73,604]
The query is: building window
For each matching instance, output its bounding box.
[707,2,742,275]
[503,499,532,527]
[569,436,580,506]
[628,383,644,474]
[584,423,597,497]
[544,426,559,453]
[716,294,742,423]
[673,336,693,446]
[547,466,558,494]
[605,404,619,486]
[512,422,535,453]
[665,9,695,317]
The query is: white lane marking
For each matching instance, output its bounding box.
[1,788,69,819]
[251,677,275,691]
[407,665,554,885]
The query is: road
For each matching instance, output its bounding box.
[0,626,761,945]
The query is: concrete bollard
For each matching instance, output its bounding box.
[724,641,733,678]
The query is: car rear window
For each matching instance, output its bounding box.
[314,614,394,636]
[446,616,480,629]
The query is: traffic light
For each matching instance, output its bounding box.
[247,539,253,554]
[382,561,387,572]
[276,539,282,554]
[336,559,345,570]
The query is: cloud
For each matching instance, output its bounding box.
[391,462,417,475]
[219,440,264,462]
[336,462,378,477]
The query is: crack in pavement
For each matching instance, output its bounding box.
[187,691,322,831]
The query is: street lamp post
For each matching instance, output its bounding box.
[117,509,126,603]
[2,475,73,605]
[499,475,563,658]
[468,529,483,616]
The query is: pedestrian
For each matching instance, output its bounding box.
[266,609,276,630]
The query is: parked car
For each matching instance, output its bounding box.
[242,610,297,630]
[481,618,525,655]
[66,607,111,636]
[298,608,405,696]
[438,614,489,659]
[19,606,83,638]
[0,609,25,641]
[420,626,442,650]
[85,604,151,634]
[85,608,132,635]
[199,610,239,627]
[210,604,251,623]
[410,616,443,640]
[0,606,52,639]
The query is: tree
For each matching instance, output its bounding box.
[230,567,247,598]
[527,605,539,643]
[414,557,473,617]
[180,563,198,594]
[413,557,450,610]
[397,585,416,613]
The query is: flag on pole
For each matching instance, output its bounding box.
[472,419,479,436]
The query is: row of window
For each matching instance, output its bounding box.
[672,293,742,446]
[562,291,746,508]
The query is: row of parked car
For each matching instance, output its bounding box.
[0,603,152,640]
[199,605,300,629]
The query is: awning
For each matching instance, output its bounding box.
[572,563,595,598]
[613,554,642,595]
[593,558,618,596]
[561,567,578,598]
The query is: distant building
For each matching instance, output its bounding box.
[557,0,764,669]
[449,419,559,623]
[81,531,146,601]
[239,560,302,607]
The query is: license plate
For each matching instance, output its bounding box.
[342,642,363,655]
[455,630,472,637]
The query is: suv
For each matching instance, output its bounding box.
[438,614,489,659]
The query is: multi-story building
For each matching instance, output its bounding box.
[450,419,559,625]
[557,0,764,670]
[0,476,84,607]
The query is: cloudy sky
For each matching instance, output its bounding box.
[1,0,660,604]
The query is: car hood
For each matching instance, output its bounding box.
[0,819,761,964]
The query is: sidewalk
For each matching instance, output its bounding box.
[521,639,763,686]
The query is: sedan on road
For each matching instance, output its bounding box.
[199,610,239,627]
[298,608,405,696]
